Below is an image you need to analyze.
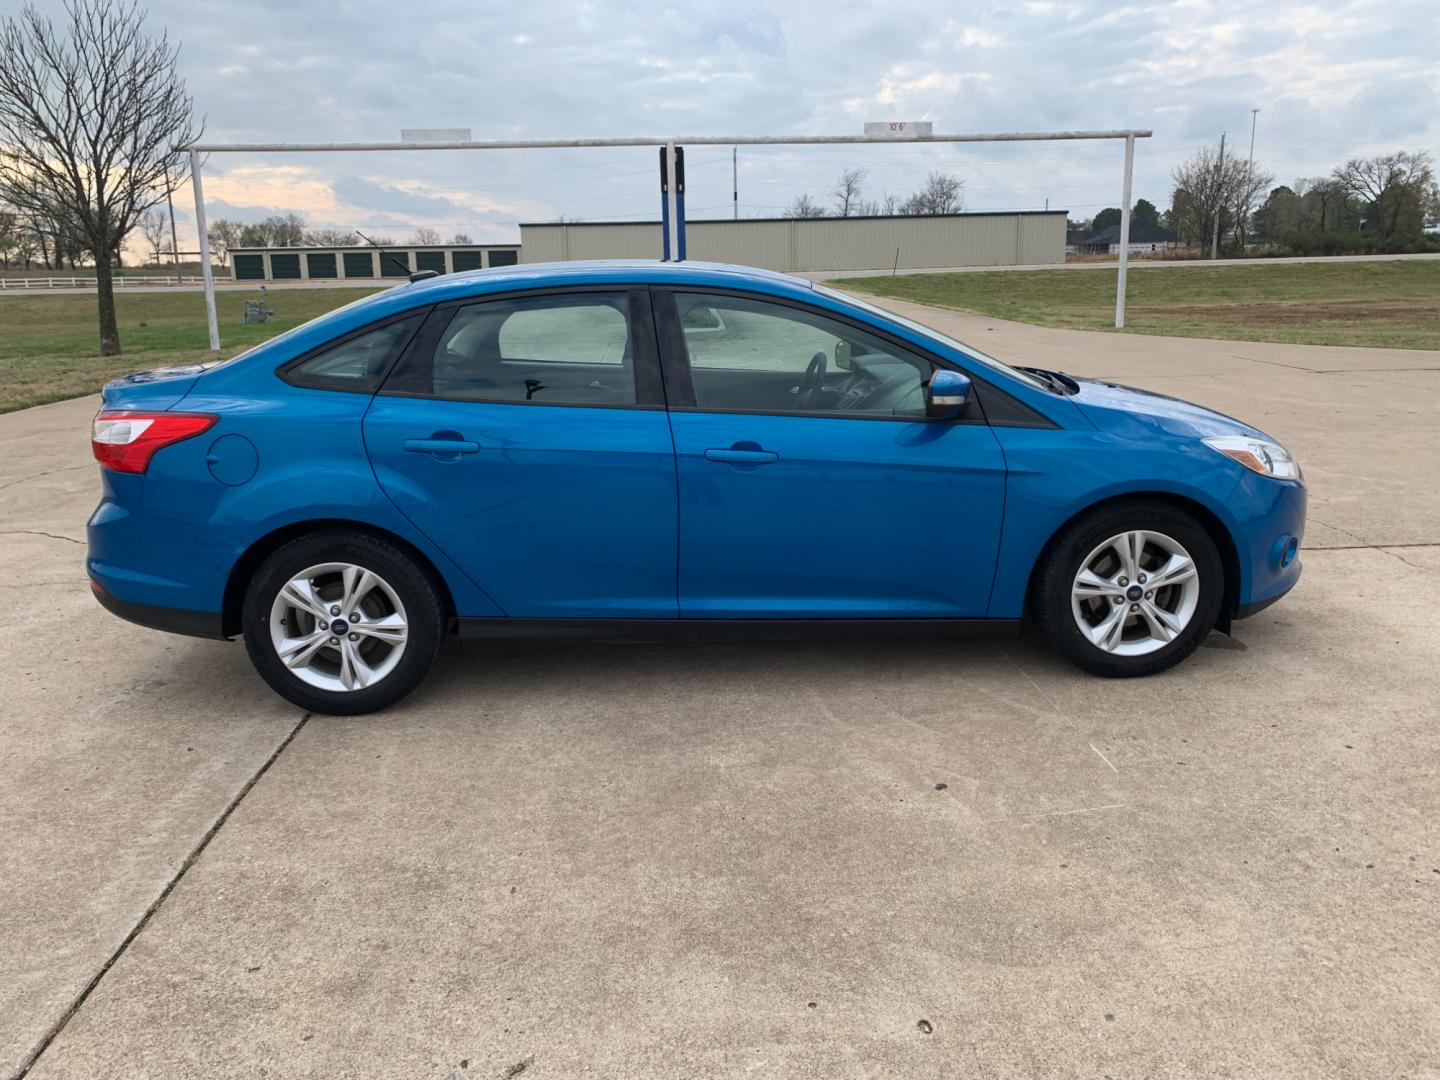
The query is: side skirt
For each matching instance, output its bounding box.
[456,617,1021,644]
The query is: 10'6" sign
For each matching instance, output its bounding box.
[863,121,934,138]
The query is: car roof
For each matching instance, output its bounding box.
[337,259,813,321]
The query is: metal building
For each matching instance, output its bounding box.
[228,244,521,281]
[519,211,1065,273]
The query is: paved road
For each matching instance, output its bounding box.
[3,251,1437,295]
[2,309,1437,1078]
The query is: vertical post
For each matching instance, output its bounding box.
[190,150,220,350]
[1114,133,1134,330]
[675,146,687,262]
[732,146,738,220]
[658,145,671,261]
[166,188,181,283]
[1210,131,1226,260]
[664,142,680,262]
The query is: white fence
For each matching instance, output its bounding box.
[0,274,209,289]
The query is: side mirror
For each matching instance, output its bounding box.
[926,369,971,419]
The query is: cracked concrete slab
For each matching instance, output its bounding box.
[3,306,1438,1079]
[0,425,301,1080]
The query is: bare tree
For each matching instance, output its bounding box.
[139,208,169,264]
[830,167,867,217]
[0,1,200,354]
[451,231,473,244]
[207,219,241,263]
[1332,151,1437,239]
[411,226,443,245]
[784,193,826,219]
[304,227,359,247]
[1168,143,1268,254]
[902,172,965,215]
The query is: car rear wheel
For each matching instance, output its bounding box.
[242,531,444,714]
[1034,501,1224,677]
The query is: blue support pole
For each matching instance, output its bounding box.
[675,145,687,261]
[658,145,671,261]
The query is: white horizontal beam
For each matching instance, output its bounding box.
[185,130,1152,153]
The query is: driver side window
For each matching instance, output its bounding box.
[672,292,931,418]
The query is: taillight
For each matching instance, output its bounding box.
[91,411,217,474]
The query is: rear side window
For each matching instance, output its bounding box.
[430,292,636,406]
[283,315,423,392]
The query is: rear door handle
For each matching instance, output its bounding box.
[704,448,779,465]
[403,437,481,455]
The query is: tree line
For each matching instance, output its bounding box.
[1166,143,1437,257]
[782,168,965,219]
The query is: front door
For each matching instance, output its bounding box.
[363,289,678,618]
[658,289,1007,618]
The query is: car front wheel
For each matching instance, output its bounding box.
[242,531,444,714]
[1035,501,1225,677]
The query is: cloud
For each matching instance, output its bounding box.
[60,0,1435,253]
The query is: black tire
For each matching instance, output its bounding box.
[1033,500,1225,678]
[242,530,445,714]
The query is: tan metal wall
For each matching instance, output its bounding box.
[520,213,1065,271]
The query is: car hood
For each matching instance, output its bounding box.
[101,363,217,411]
[1069,376,1270,441]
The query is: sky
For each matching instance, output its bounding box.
[34,0,1440,252]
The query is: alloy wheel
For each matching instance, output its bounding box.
[1070,530,1200,656]
[268,562,409,692]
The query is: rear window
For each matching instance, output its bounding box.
[283,315,423,392]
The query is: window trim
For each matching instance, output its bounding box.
[376,285,666,410]
[276,308,431,394]
[655,285,1054,428]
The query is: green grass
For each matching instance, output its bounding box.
[836,260,1440,351]
[0,287,384,413]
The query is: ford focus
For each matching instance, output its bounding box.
[87,261,1305,714]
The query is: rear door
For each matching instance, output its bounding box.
[656,288,1007,618]
[363,288,679,618]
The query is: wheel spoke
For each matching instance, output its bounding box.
[353,611,407,645]
[280,578,329,621]
[1074,567,1122,598]
[1140,600,1185,641]
[1115,530,1145,581]
[341,566,378,615]
[277,629,329,670]
[1086,603,1128,651]
[338,638,374,690]
[1148,552,1196,589]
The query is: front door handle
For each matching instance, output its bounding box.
[704,447,779,465]
[403,436,481,457]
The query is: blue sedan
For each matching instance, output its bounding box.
[87,261,1305,714]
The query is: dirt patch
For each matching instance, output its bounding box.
[1135,299,1440,326]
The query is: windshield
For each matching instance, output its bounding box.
[813,283,1049,391]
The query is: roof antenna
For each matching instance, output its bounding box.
[354,230,435,282]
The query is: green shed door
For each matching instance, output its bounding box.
[306,252,338,279]
[270,253,301,279]
[414,251,446,274]
[450,250,484,272]
[233,254,265,280]
[380,251,411,277]
[343,251,375,278]
[487,249,519,267]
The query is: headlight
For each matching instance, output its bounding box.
[1203,435,1303,482]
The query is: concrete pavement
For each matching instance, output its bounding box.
[1,311,1436,1078]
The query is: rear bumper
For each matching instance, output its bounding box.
[91,580,228,640]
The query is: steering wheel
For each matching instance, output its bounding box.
[797,351,828,408]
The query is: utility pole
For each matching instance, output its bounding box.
[1210,131,1226,260]
[732,146,738,220]
[165,186,181,283]
[1243,108,1260,247]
